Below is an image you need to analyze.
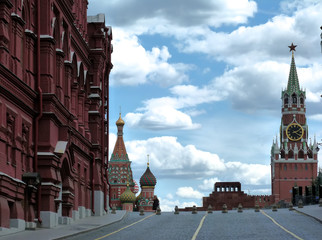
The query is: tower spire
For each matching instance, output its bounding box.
[147,154,150,167]
[111,113,128,161]
[287,43,300,94]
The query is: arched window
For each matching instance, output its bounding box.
[298,150,304,158]
[288,150,294,158]
[284,97,288,106]
[292,94,297,104]
[62,21,69,60]
[300,98,304,104]
[280,150,285,158]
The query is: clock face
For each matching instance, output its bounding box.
[286,123,304,141]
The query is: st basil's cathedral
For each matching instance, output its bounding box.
[109,114,157,211]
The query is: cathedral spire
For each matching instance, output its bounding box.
[286,43,300,94]
[147,154,150,167]
[111,113,129,161]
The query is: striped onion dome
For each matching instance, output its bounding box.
[139,163,156,187]
[133,180,139,194]
[120,185,136,203]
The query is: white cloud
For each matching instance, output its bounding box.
[126,58,322,122]
[123,55,322,130]
[93,0,322,119]
[166,193,174,199]
[117,134,271,187]
[280,0,321,13]
[225,162,271,185]
[176,187,203,199]
[211,61,287,112]
[110,29,191,87]
[125,85,224,130]
[198,177,221,191]
[88,0,322,64]
[309,114,322,121]
[177,3,322,64]
[89,0,257,33]
[125,105,201,130]
[125,136,226,176]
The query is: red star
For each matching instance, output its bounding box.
[288,43,297,52]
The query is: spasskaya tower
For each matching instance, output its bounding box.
[271,43,318,203]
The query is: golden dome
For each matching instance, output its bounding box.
[120,185,136,203]
[116,113,125,126]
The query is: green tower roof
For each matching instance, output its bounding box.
[286,50,300,94]
[282,43,305,98]
[120,184,136,203]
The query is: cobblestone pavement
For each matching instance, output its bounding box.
[0,211,127,240]
[1,206,321,240]
[197,209,322,240]
[64,209,322,240]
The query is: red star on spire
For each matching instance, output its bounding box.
[288,43,297,52]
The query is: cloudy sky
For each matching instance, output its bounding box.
[88,0,322,211]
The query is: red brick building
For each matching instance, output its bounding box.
[271,44,318,204]
[0,0,112,233]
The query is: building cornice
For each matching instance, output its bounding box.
[0,63,37,116]
[272,158,317,163]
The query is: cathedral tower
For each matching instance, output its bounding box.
[108,114,135,209]
[271,43,318,203]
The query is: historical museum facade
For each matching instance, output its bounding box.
[271,44,318,204]
[0,0,112,233]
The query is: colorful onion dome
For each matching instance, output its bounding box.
[116,113,125,126]
[120,184,136,203]
[139,163,157,187]
[133,180,139,194]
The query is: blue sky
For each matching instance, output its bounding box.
[88,0,322,211]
